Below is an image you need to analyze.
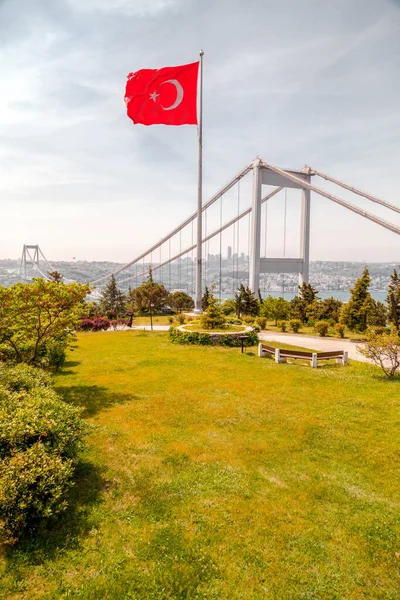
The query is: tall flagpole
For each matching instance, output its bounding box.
[195,49,204,313]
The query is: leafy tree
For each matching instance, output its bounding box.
[340,267,373,332]
[299,282,319,305]
[99,275,126,319]
[202,286,211,311]
[221,298,236,316]
[290,296,308,324]
[366,299,387,328]
[80,301,101,319]
[234,284,259,318]
[47,271,63,282]
[129,276,169,330]
[387,267,400,331]
[307,297,343,323]
[0,279,89,366]
[169,291,194,313]
[291,282,319,324]
[199,290,226,330]
[358,330,400,377]
[261,296,290,325]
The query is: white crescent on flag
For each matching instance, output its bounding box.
[160,79,184,111]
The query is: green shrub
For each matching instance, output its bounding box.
[0,387,86,460]
[168,327,258,348]
[289,319,301,333]
[41,340,67,372]
[0,363,51,392]
[335,323,345,338]
[368,326,387,336]
[168,316,174,324]
[242,315,255,325]
[221,299,236,316]
[0,364,87,543]
[0,442,74,544]
[315,321,330,337]
[255,317,267,330]
[175,313,185,325]
[169,327,211,346]
[226,318,242,326]
[218,332,259,347]
[277,320,287,332]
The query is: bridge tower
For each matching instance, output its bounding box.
[19,244,41,279]
[249,159,312,294]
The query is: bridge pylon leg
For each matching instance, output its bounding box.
[249,159,262,294]
[299,187,311,286]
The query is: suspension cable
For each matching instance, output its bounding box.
[260,161,400,236]
[89,163,253,285]
[308,166,400,215]
[116,187,284,287]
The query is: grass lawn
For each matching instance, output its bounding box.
[133,315,172,326]
[1,331,399,599]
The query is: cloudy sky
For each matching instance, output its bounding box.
[1,0,400,263]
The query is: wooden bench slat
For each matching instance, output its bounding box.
[279,349,312,358]
[261,344,276,353]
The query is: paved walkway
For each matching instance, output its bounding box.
[259,332,367,363]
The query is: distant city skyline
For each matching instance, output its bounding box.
[1,0,400,262]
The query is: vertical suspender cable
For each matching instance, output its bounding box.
[204,211,207,291]
[191,220,194,296]
[236,180,240,289]
[232,219,235,296]
[179,230,182,290]
[219,195,223,299]
[282,188,287,295]
[169,239,171,290]
[247,212,251,288]
[159,246,162,285]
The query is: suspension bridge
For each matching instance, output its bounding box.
[19,158,400,300]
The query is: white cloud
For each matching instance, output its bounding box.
[66,0,179,16]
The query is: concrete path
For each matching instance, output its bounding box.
[259,331,367,363]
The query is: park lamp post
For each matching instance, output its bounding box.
[149,302,154,331]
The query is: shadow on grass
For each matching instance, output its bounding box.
[55,385,136,417]
[56,360,81,376]
[4,459,106,565]
[371,372,400,382]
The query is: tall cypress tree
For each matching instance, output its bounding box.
[387,267,400,330]
[99,275,126,319]
[340,266,372,332]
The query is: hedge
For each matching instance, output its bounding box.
[168,327,258,347]
[0,364,87,543]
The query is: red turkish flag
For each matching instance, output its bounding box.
[124,61,199,126]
